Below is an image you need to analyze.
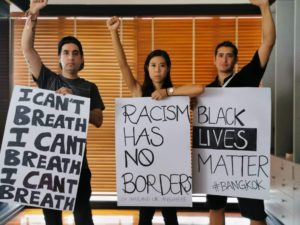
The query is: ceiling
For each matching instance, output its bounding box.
[10,0,264,16]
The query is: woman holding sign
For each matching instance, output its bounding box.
[107,16,204,225]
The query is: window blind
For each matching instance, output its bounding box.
[12,15,262,193]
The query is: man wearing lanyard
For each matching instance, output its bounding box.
[206,0,276,225]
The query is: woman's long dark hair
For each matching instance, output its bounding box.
[141,49,173,97]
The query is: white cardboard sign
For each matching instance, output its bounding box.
[115,97,192,207]
[0,85,90,210]
[192,88,271,199]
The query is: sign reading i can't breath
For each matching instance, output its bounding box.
[0,85,90,211]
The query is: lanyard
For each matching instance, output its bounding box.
[222,73,235,88]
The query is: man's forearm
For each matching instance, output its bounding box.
[261,4,276,48]
[89,109,103,128]
[22,12,38,55]
[21,9,42,79]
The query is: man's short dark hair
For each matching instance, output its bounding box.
[215,41,238,59]
[58,36,84,70]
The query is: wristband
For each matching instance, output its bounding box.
[25,10,39,21]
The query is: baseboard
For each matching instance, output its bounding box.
[266,212,284,225]
[0,203,23,225]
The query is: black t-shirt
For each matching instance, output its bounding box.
[33,64,105,169]
[207,50,266,88]
[34,64,105,110]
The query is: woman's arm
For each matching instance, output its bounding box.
[151,84,205,100]
[107,16,142,97]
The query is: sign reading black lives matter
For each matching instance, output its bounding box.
[0,85,90,210]
[192,88,271,199]
[115,97,192,207]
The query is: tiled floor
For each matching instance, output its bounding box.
[6,208,251,225]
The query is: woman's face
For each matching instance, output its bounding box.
[148,56,169,85]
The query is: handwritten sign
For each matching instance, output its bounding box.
[0,85,90,210]
[115,97,192,207]
[192,88,271,199]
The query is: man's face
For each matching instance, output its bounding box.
[214,46,237,74]
[59,43,83,74]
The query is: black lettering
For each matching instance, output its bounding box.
[0,185,14,199]
[69,160,81,175]
[32,109,45,126]
[150,126,164,147]
[14,105,30,125]
[53,176,65,193]
[34,132,51,151]
[43,93,55,108]
[75,118,87,132]
[4,149,20,166]
[176,105,189,121]
[40,193,53,208]
[53,114,65,129]
[19,88,33,101]
[122,104,137,124]
[30,191,40,205]
[54,195,65,209]
[47,157,62,173]
[213,155,228,175]
[14,188,28,204]
[122,172,136,194]
[197,106,208,124]
[38,173,53,190]
[66,136,86,156]
[258,155,269,178]
[125,148,154,168]
[159,174,171,195]
[235,109,246,126]
[7,128,29,147]
[23,171,39,189]
[55,95,69,111]
[197,153,213,173]
[166,105,177,120]
[37,154,47,169]
[120,173,192,196]
[71,99,84,115]
[64,197,75,210]
[0,168,17,185]
[45,114,55,127]
[32,92,44,105]
[66,179,78,194]
[22,150,38,167]
[50,134,66,154]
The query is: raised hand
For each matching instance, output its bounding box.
[29,0,48,14]
[107,16,121,32]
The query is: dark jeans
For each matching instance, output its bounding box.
[138,207,178,225]
[207,194,267,220]
[43,169,94,225]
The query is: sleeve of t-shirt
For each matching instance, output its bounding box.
[33,64,59,90]
[235,50,267,87]
[90,82,105,111]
